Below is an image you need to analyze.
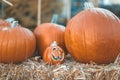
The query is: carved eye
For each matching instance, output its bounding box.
[57,47,60,50]
[52,47,56,51]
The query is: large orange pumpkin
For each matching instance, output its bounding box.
[0,21,36,63]
[34,23,65,57]
[65,8,120,64]
[43,41,66,65]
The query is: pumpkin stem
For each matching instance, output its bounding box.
[11,21,18,28]
[50,41,58,46]
[51,14,58,23]
[84,2,94,9]
[5,18,15,23]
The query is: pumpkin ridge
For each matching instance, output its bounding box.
[18,28,26,61]
[83,15,87,61]
[1,30,7,62]
[24,28,36,59]
[0,28,4,61]
[13,28,19,62]
[19,28,26,59]
[7,29,15,62]
[65,20,75,60]
[23,29,29,60]
[5,29,9,62]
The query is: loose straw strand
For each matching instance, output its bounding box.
[2,0,13,6]
[67,0,71,22]
[1,0,4,18]
[37,0,41,26]
[1,0,13,18]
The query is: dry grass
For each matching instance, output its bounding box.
[0,55,120,80]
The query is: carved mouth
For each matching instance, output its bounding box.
[52,53,59,61]
[51,52,64,61]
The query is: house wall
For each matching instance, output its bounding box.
[110,0,120,4]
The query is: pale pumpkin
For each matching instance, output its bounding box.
[65,8,120,64]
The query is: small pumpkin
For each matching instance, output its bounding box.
[34,23,66,57]
[43,41,66,65]
[0,20,36,63]
[65,3,120,64]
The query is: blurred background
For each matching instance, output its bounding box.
[0,0,120,30]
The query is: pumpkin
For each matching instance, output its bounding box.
[65,8,120,64]
[34,23,66,57]
[43,41,66,65]
[0,21,36,63]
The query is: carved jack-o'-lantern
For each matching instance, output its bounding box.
[43,41,66,65]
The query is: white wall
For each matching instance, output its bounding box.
[110,0,120,4]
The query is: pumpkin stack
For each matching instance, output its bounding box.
[0,19,36,63]
[34,15,66,65]
[65,2,120,64]
[34,23,65,56]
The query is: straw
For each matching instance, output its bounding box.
[0,54,120,80]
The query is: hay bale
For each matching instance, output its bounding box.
[3,0,63,30]
[0,55,120,80]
